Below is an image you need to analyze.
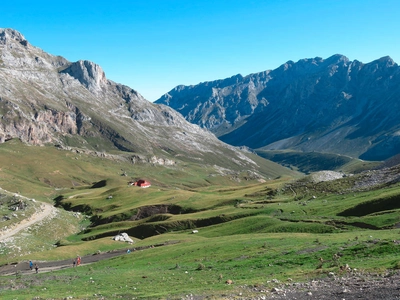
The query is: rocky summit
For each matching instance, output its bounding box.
[156,55,400,161]
[0,28,269,175]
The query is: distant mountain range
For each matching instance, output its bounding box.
[156,54,400,161]
[0,28,285,178]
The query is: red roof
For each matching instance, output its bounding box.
[135,180,151,188]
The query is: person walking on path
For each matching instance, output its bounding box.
[34,264,39,274]
[29,260,33,270]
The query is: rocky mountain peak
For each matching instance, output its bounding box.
[323,54,349,64]
[0,28,29,47]
[61,60,107,92]
[0,28,69,70]
[375,56,396,67]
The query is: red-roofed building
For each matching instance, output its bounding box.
[133,179,151,188]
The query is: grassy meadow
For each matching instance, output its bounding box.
[0,140,399,299]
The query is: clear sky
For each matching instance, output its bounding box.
[2,0,399,101]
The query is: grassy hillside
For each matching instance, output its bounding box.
[0,139,298,199]
[0,139,298,261]
[0,141,399,299]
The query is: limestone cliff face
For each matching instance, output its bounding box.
[0,109,78,144]
[61,60,107,92]
[156,55,400,161]
[0,28,264,174]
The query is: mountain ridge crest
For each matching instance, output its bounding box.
[156,54,400,161]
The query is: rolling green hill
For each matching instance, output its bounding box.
[0,140,399,299]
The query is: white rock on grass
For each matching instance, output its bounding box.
[113,232,134,244]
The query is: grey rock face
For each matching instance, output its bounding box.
[156,55,400,160]
[0,28,28,46]
[157,73,269,136]
[0,28,264,174]
[61,60,107,92]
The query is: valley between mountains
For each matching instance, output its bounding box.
[0,28,400,299]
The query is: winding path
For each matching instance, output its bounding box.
[0,202,57,242]
[0,242,175,276]
[0,187,177,276]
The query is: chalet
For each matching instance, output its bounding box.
[131,179,151,188]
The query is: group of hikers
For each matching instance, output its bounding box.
[28,260,39,273]
[73,256,81,267]
[28,256,82,273]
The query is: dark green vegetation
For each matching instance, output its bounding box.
[0,140,399,299]
[256,150,380,173]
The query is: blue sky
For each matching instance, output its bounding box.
[2,0,399,101]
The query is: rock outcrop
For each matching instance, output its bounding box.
[61,60,107,92]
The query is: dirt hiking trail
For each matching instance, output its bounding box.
[0,242,175,276]
[0,202,57,242]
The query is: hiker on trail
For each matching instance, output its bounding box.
[29,260,33,270]
[35,264,38,274]
[73,259,76,267]
[76,256,81,266]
